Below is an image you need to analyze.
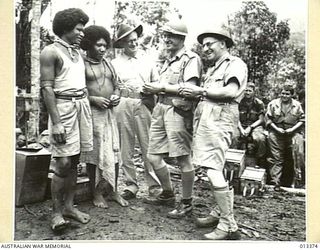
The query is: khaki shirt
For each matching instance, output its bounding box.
[266,98,305,129]
[159,46,202,86]
[112,52,159,94]
[239,97,265,127]
[203,52,248,103]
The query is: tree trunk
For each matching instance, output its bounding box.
[28,0,41,142]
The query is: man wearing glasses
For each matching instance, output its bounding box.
[179,29,247,240]
[143,19,202,219]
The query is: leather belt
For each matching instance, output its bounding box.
[55,91,87,100]
[202,98,236,106]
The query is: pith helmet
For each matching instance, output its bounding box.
[197,29,234,48]
[113,23,143,48]
[162,19,188,36]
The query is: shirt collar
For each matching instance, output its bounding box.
[204,52,231,81]
[167,46,186,63]
[214,52,231,69]
[280,98,293,106]
[274,98,295,109]
[122,52,138,60]
[242,97,255,104]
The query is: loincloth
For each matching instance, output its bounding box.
[80,107,121,189]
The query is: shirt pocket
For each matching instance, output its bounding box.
[239,110,247,122]
[248,110,259,122]
[213,76,225,87]
[272,106,281,116]
[287,109,301,122]
[167,71,180,85]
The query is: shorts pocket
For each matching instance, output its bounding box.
[57,101,75,119]
[211,105,223,121]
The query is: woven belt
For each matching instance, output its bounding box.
[120,89,141,99]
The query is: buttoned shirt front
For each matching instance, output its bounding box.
[112,52,159,94]
[239,97,265,127]
[159,46,202,86]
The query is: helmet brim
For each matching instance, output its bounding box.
[197,32,234,48]
[113,24,143,48]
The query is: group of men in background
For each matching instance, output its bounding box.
[40,7,305,240]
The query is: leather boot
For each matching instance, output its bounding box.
[195,214,219,228]
[167,198,193,219]
[196,203,220,227]
[204,228,241,240]
[204,188,240,240]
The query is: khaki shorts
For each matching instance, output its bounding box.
[49,97,93,157]
[148,103,192,157]
[192,101,238,169]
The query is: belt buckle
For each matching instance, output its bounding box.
[121,89,129,98]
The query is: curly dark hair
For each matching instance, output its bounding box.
[80,25,111,50]
[282,83,295,95]
[52,8,89,37]
[247,82,256,90]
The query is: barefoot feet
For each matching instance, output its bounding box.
[51,214,70,232]
[63,208,91,224]
[93,193,109,209]
[111,192,129,207]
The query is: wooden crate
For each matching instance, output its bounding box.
[240,167,267,197]
[224,149,246,180]
[15,148,51,206]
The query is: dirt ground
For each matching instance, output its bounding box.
[14,164,306,242]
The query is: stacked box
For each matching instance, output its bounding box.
[223,149,246,194]
[15,148,51,206]
[240,167,267,197]
[224,149,246,178]
[244,155,257,168]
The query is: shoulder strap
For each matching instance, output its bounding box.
[178,53,191,83]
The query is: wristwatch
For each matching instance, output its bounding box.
[202,89,208,98]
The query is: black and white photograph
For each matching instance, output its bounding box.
[12,0,310,243]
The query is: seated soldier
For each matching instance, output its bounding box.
[233,82,267,166]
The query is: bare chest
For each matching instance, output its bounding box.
[85,62,113,82]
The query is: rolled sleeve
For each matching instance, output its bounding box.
[265,102,275,128]
[224,58,248,89]
[296,102,305,123]
[183,55,202,84]
[257,100,265,116]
